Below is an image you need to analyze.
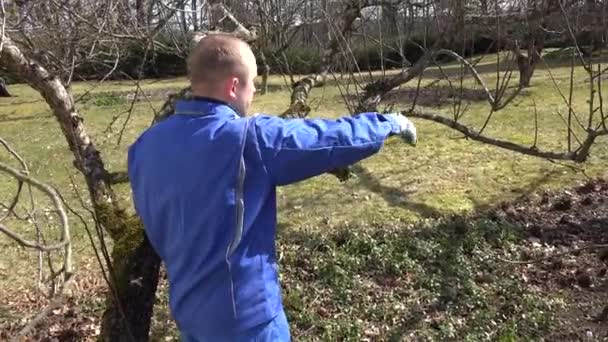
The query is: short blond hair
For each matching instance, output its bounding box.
[188,33,252,85]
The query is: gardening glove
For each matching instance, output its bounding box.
[385,113,417,146]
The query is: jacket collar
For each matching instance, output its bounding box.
[174,96,241,118]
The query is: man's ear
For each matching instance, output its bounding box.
[227,77,240,100]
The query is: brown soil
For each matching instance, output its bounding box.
[489,178,608,341]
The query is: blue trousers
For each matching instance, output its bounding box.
[181,310,291,342]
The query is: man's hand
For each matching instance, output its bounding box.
[385,113,417,146]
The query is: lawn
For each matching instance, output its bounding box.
[1,53,607,340]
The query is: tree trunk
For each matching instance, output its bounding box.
[515,35,543,89]
[101,229,161,341]
[259,50,270,95]
[0,78,11,97]
[192,0,199,31]
[136,0,146,27]
[0,35,161,341]
[480,0,488,14]
[180,2,189,33]
[517,55,534,88]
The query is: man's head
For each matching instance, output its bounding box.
[188,34,257,115]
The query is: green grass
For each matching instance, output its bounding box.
[278,217,559,340]
[1,54,607,339]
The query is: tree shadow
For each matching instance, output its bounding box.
[278,214,532,339]
[469,169,562,214]
[278,169,608,339]
[349,164,443,218]
[0,113,52,123]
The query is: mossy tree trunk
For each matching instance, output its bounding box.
[0,34,161,341]
[98,206,161,341]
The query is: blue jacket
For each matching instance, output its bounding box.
[127,98,403,339]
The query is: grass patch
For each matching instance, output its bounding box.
[277,217,559,341]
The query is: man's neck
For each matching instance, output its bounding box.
[191,95,230,106]
[189,91,243,117]
[191,89,227,102]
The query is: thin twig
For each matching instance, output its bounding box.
[0,137,28,171]
[533,99,539,148]
[568,47,575,151]
[56,177,112,295]
[73,45,121,104]
[558,0,591,73]
[65,171,136,341]
[477,108,496,136]
[115,43,153,146]
[408,70,424,113]
[553,108,585,147]
[597,59,607,132]
[0,137,28,222]
[539,54,588,132]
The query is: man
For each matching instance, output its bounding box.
[127,33,417,341]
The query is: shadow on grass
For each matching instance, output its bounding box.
[278,214,540,340]
[350,164,443,218]
[469,169,563,213]
[0,113,53,124]
[278,171,608,340]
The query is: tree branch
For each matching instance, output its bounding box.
[108,171,129,185]
[406,109,584,161]
[0,137,29,222]
[280,0,365,119]
[356,47,436,112]
[0,161,71,269]
[0,34,116,214]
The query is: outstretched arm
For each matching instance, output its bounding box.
[251,112,416,186]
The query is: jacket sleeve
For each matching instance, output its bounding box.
[251,112,400,186]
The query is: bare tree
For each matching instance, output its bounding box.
[0,1,192,340]
[2,0,607,339]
